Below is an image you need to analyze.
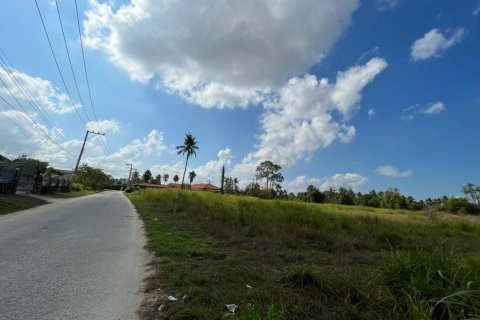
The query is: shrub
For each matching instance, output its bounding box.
[444,197,480,215]
[71,183,85,191]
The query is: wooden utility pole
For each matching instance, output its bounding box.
[220,165,225,194]
[125,163,133,187]
[74,130,105,172]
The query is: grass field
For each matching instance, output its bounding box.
[127,189,480,320]
[0,194,47,215]
[41,190,99,199]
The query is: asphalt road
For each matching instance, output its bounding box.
[0,191,146,320]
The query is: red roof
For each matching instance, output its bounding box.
[191,183,221,192]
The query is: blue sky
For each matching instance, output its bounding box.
[0,0,479,199]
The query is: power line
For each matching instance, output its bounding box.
[53,0,90,123]
[0,49,57,130]
[35,0,112,158]
[34,0,87,126]
[0,94,77,159]
[73,0,115,156]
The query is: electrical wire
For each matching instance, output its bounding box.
[34,0,87,126]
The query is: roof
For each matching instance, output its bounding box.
[135,182,169,189]
[191,183,221,192]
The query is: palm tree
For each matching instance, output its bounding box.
[176,133,199,188]
[163,174,169,184]
[173,174,179,184]
[188,171,196,185]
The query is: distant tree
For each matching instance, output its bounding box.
[305,185,325,203]
[163,174,169,184]
[74,163,113,190]
[324,187,338,203]
[244,182,261,197]
[381,188,407,209]
[255,160,284,190]
[155,174,162,184]
[233,178,239,194]
[224,177,234,194]
[462,183,480,206]
[173,174,180,184]
[142,169,152,183]
[176,133,199,188]
[337,187,355,205]
[132,170,140,183]
[188,171,197,185]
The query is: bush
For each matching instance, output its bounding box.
[444,197,480,215]
[71,183,85,191]
[125,188,132,193]
[381,246,480,319]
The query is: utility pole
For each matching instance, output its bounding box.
[220,165,225,194]
[74,130,105,172]
[125,163,133,187]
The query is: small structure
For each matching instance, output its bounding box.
[191,183,221,193]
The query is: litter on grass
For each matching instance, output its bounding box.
[167,295,178,302]
[226,304,238,313]
[245,284,252,289]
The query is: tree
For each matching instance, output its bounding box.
[462,183,480,205]
[244,182,261,197]
[173,174,179,184]
[255,160,284,190]
[155,174,162,184]
[224,177,234,194]
[142,169,152,183]
[163,174,169,184]
[74,163,113,190]
[188,171,196,185]
[132,170,140,183]
[176,133,199,188]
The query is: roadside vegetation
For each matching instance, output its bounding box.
[128,188,480,319]
[0,194,47,215]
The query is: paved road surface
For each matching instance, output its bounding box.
[0,191,146,320]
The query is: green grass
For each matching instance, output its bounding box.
[40,190,100,199]
[127,189,480,320]
[0,194,47,215]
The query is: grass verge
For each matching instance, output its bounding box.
[0,194,47,215]
[128,189,480,319]
[40,190,100,199]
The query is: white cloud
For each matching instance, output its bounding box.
[375,165,412,178]
[368,108,375,118]
[283,175,321,193]
[0,67,79,114]
[84,0,359,108]
[421,101,445,115]
[376,0,399,11]
[0,110,79,165]
[252,58,387,167]
[86,119,121,133]
[319,173,367,191]
[474,2,480,16]
[411,28,465,61]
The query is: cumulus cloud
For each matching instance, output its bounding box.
[252,58,387,167]
[86,119,121,133]
[0,67,79,114]
[376,0,399,11]
[375,165,412,178]
[283,175,321,193]
[421,101,445,115]
[84,0,359,108]
[411,28,465,61]
[319,173,367,191]
[0,110,79,164]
